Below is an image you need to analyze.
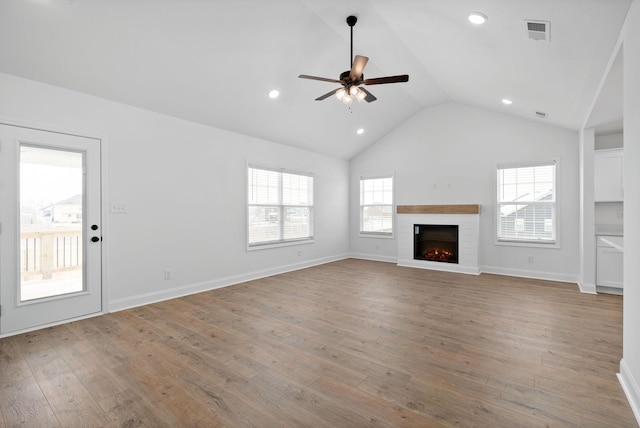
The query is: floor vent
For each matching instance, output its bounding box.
[526,20,550,42]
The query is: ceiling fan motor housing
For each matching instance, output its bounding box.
[340,70,363,83]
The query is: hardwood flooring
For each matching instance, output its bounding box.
[0,258,636,427]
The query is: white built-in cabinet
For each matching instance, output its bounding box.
[594,148,624,202]
[596,236,623,289]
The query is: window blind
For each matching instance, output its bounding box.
[497,162,556,244]
[360,176,394,235]
[248,166,314,247]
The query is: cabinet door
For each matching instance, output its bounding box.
[596,246,623,288]
[594,150,623,202]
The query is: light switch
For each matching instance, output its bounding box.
[110,203,127,214]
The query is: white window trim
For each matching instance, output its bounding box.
[246,162,315,251]
[359,174,395,238]
[494,160,560,249]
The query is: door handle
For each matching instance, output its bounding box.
[91,236,100,242]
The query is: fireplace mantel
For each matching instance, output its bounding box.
[397,204,479,215]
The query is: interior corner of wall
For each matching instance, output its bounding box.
[577,281,597,294]
[618,359,640,426]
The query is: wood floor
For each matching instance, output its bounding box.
[0,258,636,427]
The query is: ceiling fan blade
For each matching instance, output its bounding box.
[359,87,377,103]
[315,89,338,101]
[363,74,409,85]
[299,74,342,84]
[349,55,369,81]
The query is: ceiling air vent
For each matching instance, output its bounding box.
[526,20,550,42]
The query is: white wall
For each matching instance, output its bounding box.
[0,73,350,311]
[350,102,580,282]
[619,0,640,421]
[579,128,596,292]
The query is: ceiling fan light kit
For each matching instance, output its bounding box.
[335,85,366,105]
[299,15,409,105]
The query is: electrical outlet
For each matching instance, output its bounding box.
[297,250,302,257]
[528,256,534,264]
[618,210,624,219]
[164,269,173,280]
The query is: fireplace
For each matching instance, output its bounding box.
[414,224,459,264]
[397,206,479,274]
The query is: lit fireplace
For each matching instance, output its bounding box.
[414,224,459,264]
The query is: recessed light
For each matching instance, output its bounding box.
[356,128,365,135]
[468,12,488,25]
[268,89,280,99]
[502,98,513,105]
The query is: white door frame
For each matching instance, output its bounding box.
[0,118,109,337]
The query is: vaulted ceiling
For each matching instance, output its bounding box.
[0,0,631,159]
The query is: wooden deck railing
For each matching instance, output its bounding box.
[21,230,83,280]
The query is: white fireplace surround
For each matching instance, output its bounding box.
[397,208,480,275]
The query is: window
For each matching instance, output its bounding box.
[360,176,394,236]
[497,161,556,244]
[247,165,314,248]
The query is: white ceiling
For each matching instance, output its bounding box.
[0,0,631,159]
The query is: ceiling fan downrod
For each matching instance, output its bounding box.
[347,15,357,68]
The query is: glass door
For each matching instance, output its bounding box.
[0,125,102,335]
[20,145,85,301]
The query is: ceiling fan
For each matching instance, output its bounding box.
[299,15,409,105]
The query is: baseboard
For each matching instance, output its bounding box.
[108,257,587,312]
[108,253,350,313]
[596,285,622,295]
[350,256,580,283]
[349,252,397,264]
[579,281,598,294]
[480,265,579,285]
[619,359,640,426]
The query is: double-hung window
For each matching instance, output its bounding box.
[247,165,314,248]
[496,161,556,245]
[360,176,394,236]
